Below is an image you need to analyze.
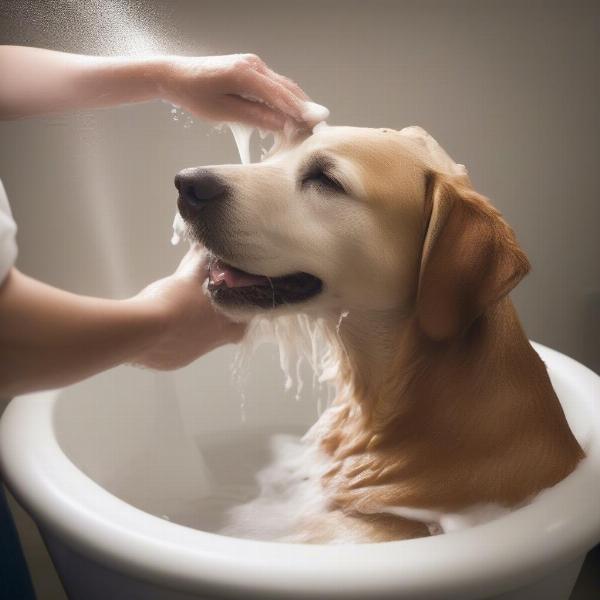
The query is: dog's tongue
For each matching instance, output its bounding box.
[210,259,269,288]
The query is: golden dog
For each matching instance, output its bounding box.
[175,125,583,542]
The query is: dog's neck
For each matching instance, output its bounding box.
[334,298,542,419]
[321,297,583,511]
[333,307,403,393]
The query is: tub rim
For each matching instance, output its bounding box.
[1,342,600,599]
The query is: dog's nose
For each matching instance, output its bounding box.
[174,169,229,210]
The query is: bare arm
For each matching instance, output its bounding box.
[0,46,312,129]
[0,248,244,397]
[0,46,163,119]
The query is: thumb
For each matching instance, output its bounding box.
[175,244,210,280]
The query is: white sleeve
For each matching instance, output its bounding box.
[0,179,18,284]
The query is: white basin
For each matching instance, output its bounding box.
[1,342,599,600]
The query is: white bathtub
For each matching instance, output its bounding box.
[1,342,599,600]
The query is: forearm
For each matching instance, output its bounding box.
[0,269,164,396]
[0,46,167,119]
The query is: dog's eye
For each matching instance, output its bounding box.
[301,169,346,194]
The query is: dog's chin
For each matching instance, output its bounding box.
[205,253,323,313]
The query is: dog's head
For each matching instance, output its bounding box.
[175,126,529,338]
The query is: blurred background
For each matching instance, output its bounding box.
[1,1,598,598]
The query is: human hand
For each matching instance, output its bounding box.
[131,245,246,370]
[0,47,328,127]
[157,53,315,130]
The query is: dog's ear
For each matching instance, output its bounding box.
[416,172,530,340]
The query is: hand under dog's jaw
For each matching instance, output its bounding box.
[206,253,323,309]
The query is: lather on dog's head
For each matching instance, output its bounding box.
[175,126,529,339]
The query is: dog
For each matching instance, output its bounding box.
[174,125,584,542]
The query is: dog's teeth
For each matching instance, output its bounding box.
[210,262,228,285]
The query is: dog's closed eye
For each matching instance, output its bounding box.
[300,156,346,194]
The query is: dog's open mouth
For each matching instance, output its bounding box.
[207,256,323,308]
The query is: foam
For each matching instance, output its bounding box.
[220,432,330,542]
[221,405,365,543]
[232,313,341,404]
[170,213,186,246]
[227,123,255,165]
[369,503,512,536]
[226,100,330,167]
[301,101,330,125]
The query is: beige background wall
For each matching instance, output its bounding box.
[1,1,598,598]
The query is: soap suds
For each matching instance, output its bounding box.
[365,503,512,537]
[227,122,255,165]
[220,433,330,542]
[221,406,364,544]
[301,101,330,124]
[232,313,341,409]
[171,213,187,246]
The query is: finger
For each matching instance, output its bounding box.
[233,69,304,122]
[177,244,209,279]
[221,94,287,131]
[252,60,311,102]
[265,69,310,102]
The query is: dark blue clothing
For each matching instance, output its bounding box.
[0,485,36,600]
